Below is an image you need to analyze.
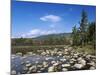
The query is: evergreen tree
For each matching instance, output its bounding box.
[79,10,88,46]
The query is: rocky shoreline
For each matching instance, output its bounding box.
[11,46,96,75]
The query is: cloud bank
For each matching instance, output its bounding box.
[21,29,61,38]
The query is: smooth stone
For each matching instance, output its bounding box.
[87,62,95,66]
[11,70,16,75]
[37,64,43,68]
[62,68,68,71]
[53,63,59,66]
[60,58,67,62]
[25,61,30,64]
[78,58,86,66]
[43,61,48,67]
[41,52,46,55]
[37,71,41,73]
[27,52,33,55]
[35,61,39,64]
[74,64,84,69]
[48,66,54,72]
[65,49,69,52]
[26,63,31,67]
[23,66,28,71]
[16,52,22,56]
[51,61,56,64]
[29,65,36,71]
[62,64,70,68]
[89,66,95,70]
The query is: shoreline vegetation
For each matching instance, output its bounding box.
[11,10,96,75]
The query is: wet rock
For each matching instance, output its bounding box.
[48,66,54,72]
[74,64,84,69]
[87,61,95,67]
[89,66,95,70]
[41,52,46,56]
[16,52,22,56]
[51,61,56,64]
[62,64,70,68]
[37,64,43,68]
[26,63,31,67]
[62,68,68,71]
[27,52,33,55]
[53,62,59,66]
[25,61,30,64]
[78,57,86,66]
[43,61,48,68]
[11,70,16,75]
[29,65,36,71]
[60,58,67,62]
[35,61,39,64]
[23,66,28,71]
[37,71,41,73]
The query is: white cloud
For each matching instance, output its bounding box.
[21,29,59,38]
[40,15,61,22]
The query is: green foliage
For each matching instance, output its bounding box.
[71,10,96,48]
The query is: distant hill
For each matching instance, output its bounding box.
[11,33,72,46]
[33,33,71,40]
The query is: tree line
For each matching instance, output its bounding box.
[71,10,96,49]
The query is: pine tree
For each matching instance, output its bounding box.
[79,10,88,46]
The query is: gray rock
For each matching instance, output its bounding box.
[74,64,84,69]
[23,66,28,71]
[78,57,86,66]
[48,66,54,72]
[16,52,22,56]
[11,70,16,75]
[62,68,68,71]
[29,65,36,71]
[43,61,48,67]
[60,58,67,62]
[62,64,70,68]
[26,63,31,67]
[89,66,95,70]
[87,61,95,66]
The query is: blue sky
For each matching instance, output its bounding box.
[12,0,96,38]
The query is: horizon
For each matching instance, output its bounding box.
[12,0,96,38]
